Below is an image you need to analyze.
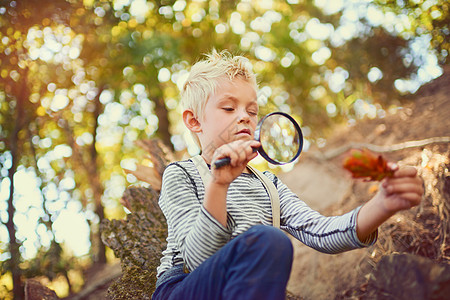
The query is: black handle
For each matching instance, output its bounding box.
[213,147,259,169]
[213,157,231,169]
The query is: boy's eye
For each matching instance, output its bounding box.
[248,111,258,116]
[223,107,234,111]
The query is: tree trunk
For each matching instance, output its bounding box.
[90,87,107,264]
[153,96,174,151]
[6,71,28,300]
[7,139,23,300]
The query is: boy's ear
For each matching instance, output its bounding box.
[182,109,202,133]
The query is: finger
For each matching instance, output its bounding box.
[248,151,258,161]
[250,140,261,149]
[244,144,259,162]
[236,142,249,165]
[385,175,423,186]
[228,145,240,167]
[384,176,423,192]
[232,140,252,166]
[395,192,422,206]
[393,166,417,178]
[214,144,235,166]
[237,140,256,162]
[245,140,258,156]
[217,140,260,167]
[383,168,421,188]
[385,182,424,196]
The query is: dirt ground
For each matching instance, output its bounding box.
[282,65,450,299]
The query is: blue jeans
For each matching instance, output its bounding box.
[152,225,293,300]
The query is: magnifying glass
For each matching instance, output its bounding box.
[214,112,303,168]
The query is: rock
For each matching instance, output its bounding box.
[365,253,450,300]
[99,140,173,299]
[24,279,60,300]
[100,187,167,299]
[106,265,154,300]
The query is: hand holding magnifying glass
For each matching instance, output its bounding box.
[214,112,304,168]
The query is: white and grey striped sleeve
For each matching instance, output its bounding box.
[269,173,377,253]
[158,163,235,271]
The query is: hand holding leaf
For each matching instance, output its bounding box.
[343,148,395,181]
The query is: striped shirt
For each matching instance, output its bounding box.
[156,158,376,277]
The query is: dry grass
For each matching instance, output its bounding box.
[369,148,450,264]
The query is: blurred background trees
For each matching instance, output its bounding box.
[0,0,448,298]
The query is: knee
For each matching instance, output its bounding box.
[247,225,293,260]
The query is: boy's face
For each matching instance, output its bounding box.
[198,78,258,157]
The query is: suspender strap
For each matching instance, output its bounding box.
[190,155,280,228]
[191,155,212,186]
[246,164,280,229]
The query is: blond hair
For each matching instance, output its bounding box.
[181,49,257,147]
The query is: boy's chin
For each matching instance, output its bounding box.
[234,134,254,141]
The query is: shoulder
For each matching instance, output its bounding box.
[161,159,197,183]
[164,159,188,169]
[164,159,196,175]
[160,159,202,197]
[261,170,279,187]
[261,170,276,179]
[162,158,202,186]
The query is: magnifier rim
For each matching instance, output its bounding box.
[255,111,303,165]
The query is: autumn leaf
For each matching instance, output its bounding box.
[343,148,395,181]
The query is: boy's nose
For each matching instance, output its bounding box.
[237,111,250,123]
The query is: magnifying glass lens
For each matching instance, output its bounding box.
[259,114,301,164]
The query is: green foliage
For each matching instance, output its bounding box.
[373,0,449,64]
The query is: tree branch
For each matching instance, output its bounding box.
[316,136,450,160]
[65,265,122,300]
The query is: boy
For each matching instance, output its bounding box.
[152,50,423,300]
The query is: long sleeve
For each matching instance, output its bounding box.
[269,173,377,253]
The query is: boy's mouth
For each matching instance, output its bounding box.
[236,128,252,136]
